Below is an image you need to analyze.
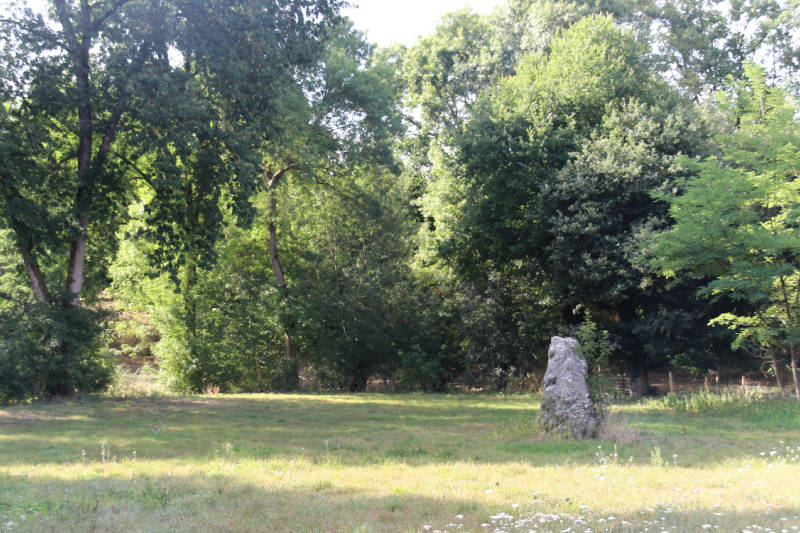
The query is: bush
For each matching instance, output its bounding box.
[0,297,113,403]
[576,313,617,425]
[656,390,800,429]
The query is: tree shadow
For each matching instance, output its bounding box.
[0,471,485,532]
[1,470,799,533]
[1,394,798,468]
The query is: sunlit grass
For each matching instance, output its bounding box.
[1,392,799,532]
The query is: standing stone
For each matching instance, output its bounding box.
[540,336,597,439]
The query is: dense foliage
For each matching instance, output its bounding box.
[1,0,798,400]
[653,64,800,398]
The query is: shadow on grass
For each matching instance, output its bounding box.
[0,471,483,532]
[1,470,799,533]
[1,394,799,468]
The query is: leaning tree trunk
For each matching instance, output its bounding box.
[769,347,787,391]
[20,242,51,304]
[266,164,299,379]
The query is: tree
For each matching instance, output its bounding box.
[0,0,163,396]
[400,5,591,387]
[278,165,441,391]
[653,64,800,398]
[435,15,730,393]
[256,21,403,371]
[540,99,736,393]
[0,0,343,398]
[454,16,656,273]
[643,0,800,96]
[109,19,417,392]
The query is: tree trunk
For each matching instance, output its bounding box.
[20,246,51,304]
[268,186,287,290]
[65,214,89,305]
[349,363,370,392]
[790,345,800,401]
[629,372,648,398]
[770,347,787,390]
[182,258,199,358]
[619,301,648,398]
[180,178,203,390]
[60,0,94,306]
[266,168,299,374]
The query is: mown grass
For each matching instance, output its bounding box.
[0,391,799,532]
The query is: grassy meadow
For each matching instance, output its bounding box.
[1,391,799,532]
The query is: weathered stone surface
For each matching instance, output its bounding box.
[540,336,597,439]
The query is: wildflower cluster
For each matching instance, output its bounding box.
[759,441,800,466]
[421,442,800,533]
[421,503,800,533]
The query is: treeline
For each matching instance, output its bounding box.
[1,0,799,401]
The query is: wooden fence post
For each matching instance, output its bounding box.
[668,371,675,393]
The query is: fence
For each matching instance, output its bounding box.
[610,370,797,398]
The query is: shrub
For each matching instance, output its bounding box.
[0,297,113,403]
[576,313,617,425]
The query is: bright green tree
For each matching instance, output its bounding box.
[653,64,800,398]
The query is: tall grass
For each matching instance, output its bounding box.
[656,388,800,428]
[105,365,165,398]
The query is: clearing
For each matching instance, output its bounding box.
[0,393,799,532]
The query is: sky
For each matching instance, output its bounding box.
[9,0,506,48]
[341,0,506,47]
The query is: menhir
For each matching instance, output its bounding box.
[540,336,597,439]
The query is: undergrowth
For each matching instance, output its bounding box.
[656,389,800,427]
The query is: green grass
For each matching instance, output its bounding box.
[0,392,799,532]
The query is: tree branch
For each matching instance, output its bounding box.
[780,275,794,322]
[90,0,134,33]
[112,150,155,188]
[52,0,81,60]
[19,241,52,304]
[267,162,298,189]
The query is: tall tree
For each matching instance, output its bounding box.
[255,21,403,377]
[0,0,343,397]
[437,15,726,393]
[541,99,732,393]
[0,0,164,395]
[643,0,800,95]
[109,20,410,392]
